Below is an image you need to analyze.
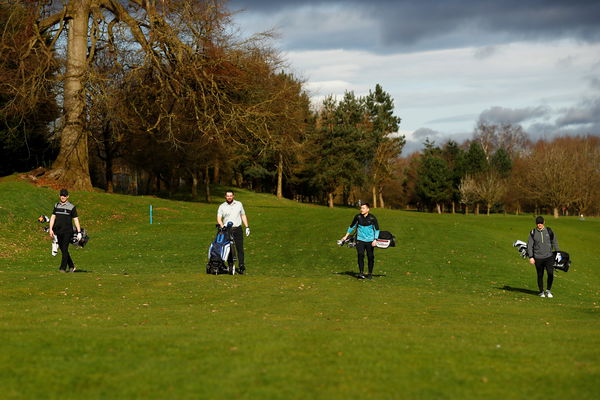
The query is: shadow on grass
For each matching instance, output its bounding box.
[335,271,386,279]
[498,285,539,296]
[73,269,92,273]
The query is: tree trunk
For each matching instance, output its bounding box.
[465,205,469,215]
[475,203,480,215]
[487,203,491,215]
[378,188,385,209]
[204,164,211,203]
[451,201,455,214]
[372,186,377,208]
[191,170,198,201]
[328,192,334,208]
[102,121,114,193]
[47,1,92,190]
[553,207,559,218]
[213,160,220,184]
[436,203,441,214]
[276,152,283,200]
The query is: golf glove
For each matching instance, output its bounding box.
[246,227,250,236]
[76,232,82,241]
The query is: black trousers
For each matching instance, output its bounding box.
[228,227,245,269]
[356,240,375,274]
[535,256,554,292]
[57,231,74,271]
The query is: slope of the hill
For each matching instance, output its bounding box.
[0,178,598,400]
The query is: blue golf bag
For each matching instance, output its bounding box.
[206,223,235,275]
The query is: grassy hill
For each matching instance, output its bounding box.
[1,177,599,399]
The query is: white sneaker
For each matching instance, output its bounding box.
[545,290,553,298]
[538,291,546,297]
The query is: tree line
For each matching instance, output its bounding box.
[1,1,599,216]
[386,130,600,217]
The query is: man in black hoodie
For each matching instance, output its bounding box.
[527,216,559,298]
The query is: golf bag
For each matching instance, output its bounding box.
[375,231,396,249]
[337,234,357,248]
[553,251,571,272]
[206,224,235,275]
[512,240,571,272]
[71,227,89,247]
[338,231,396,249]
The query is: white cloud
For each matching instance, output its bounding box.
[283,40,600,140]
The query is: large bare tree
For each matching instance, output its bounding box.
[25,0,273,190]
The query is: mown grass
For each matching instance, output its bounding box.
[0,176,599,399]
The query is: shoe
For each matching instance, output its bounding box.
[69,266,77,273]
[367,274,373,280]
[545,290,553,298]
[357,273,366,279]
[538,291,546,297]
[238,268,245,275]
[59,269,67,273]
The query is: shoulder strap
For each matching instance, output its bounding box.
[547,227,554,241]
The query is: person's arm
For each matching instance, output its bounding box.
[73,217,81,233]
[49,214,56,238]
[217,205,224,227]
[551,231,559,252]
[527,231,535,264]
[371,215,380,246]
[342,215,359,240]
[241,214,249,229]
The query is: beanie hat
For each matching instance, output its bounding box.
[535,216,544,224]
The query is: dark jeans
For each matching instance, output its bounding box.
[228,227,245,269]
[356,240,375,274]
[535,256,554,292]
[57,231,74,271]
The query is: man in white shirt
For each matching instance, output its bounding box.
[217,190,250,274]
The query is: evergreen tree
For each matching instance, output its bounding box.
[416,140,452,213]
[364,84,404,207]
[491,148,512,178]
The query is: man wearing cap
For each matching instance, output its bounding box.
[49,189,82,272]
[527,216,559,298]
[217,190,250,274]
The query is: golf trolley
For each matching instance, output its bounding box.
[206,222,238,275]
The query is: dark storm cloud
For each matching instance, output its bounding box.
[230,0,600,51]
[478,106,551,125]
[412,127,441,139]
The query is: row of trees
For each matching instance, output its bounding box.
[1,1,599,216]
[387,130,600,217]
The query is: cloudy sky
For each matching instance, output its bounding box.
[229,0,600,153]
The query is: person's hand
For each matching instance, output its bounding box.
[246,227,250,237]
[76,232,82,241]
[49,229,54,238]
[372,240,377,247]
[529,258,535,265]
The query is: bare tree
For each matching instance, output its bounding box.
[517,138,579,218]
[459,175,479,215]
[472,171,507,215]
[24,0,279,190]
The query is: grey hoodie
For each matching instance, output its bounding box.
[527,227,559,260]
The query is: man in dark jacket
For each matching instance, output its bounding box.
[527,216,559,298]
[340,203,379,280]
[49,189,82,272]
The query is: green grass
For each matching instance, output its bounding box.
[1,177,599,399]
